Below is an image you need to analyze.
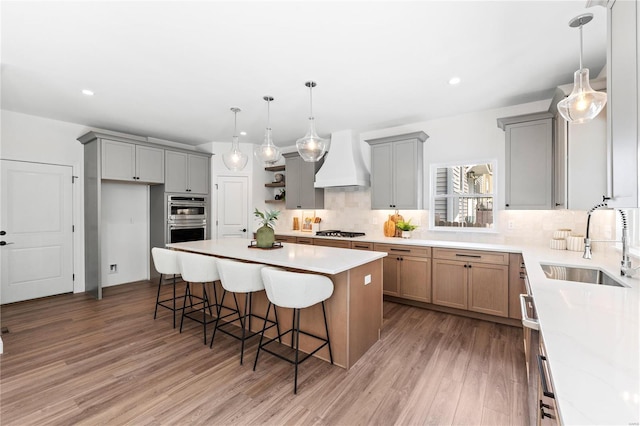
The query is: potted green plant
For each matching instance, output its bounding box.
[254,208,280,248]
[396,219,418,239]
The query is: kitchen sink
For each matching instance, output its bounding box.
[540,264,627,288]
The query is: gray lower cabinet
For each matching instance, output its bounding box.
[365,131,428,210]
[607,0,639,208]
[165,150,209,194]
[101,139,164,183]
[498,112,554,210]
[284,152,324,209]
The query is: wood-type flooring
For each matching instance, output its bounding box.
[0,280,528,425]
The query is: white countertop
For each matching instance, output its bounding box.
[169,234,639,423]
[521,246,639,425]
[166,238,386,275]
[277,230,640,424]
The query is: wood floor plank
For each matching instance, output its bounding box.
[0,280,528,425]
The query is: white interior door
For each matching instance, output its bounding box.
[217,176,249,239]
[1,160,73,304]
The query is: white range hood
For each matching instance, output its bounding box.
[314,129,370,188]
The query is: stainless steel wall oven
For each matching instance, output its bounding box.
[167,195,207,243]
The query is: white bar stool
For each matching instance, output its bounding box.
[151,247,181,328]
[210,259,280,364]
[254,267,334,394]
[178,251,221,345]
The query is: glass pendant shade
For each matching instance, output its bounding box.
[254,127,281,165]
[556,13,607,124]
[557,68,607,123]
[297,118,328,162]
[296,81,328,162]
[222,136,248,171]
[222,107,248,171]
[254,96,281,165]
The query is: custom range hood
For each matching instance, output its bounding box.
[314,129,370,188]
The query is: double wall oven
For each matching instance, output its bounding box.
[167,195,207,244]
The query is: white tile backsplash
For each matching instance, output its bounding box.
[273,187,629,249]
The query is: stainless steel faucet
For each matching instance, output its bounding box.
[584,201,638,277]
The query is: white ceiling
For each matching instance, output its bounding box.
[1,1,607,147]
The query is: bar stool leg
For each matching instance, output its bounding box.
[294,308,301,394]
[180,282,191,334]
[253,302,272,371]
[233,293,251,365]
[172,274,177,329]
[154,273,164,320]
[274,305,281,343]
[202,283,212,345]
[322,301,333,364]
[210,289,227,348]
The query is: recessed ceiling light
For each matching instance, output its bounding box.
[240,131,247,136]
[448,77,461,85]
[82,89,94,96]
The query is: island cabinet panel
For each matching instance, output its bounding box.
[374,243,431,302]
[432,248,510,317]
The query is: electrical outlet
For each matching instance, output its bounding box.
[508,221,515,229]
[372,217,378,225]
[364,274,372,285]
[109,264,118,274]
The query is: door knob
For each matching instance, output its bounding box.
[0,231,5,236]
[241,228,247,232]
[0,241,14,246]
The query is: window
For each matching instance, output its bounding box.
[430,161,497,231]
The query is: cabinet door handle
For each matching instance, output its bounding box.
[455,254,481,258]
[390,248,410,252]
[537,355,555,399]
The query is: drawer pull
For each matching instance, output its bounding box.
[390,248,410,252]
[455,254,482,258]
[537,355,555,399]
[353,244,369,249]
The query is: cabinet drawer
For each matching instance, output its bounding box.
[313,238,351,249]
[296,237,314,245]
[373,243,431,258]
[351,241,374,251]
[275,235,297,243]
[433,248,509,265]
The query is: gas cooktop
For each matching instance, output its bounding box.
[315,230,366,238]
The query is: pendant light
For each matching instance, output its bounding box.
[254,96,281,165]
[296,81,329,162]
[557,13,607,124]
[222,107,248,171]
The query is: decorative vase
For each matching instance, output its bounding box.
[256,225,275,248]
[402,230,411,239]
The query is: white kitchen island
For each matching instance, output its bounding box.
[167,238,387,370]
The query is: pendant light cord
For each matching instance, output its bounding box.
[579,24,584,71]
[233,110,238,137]
[309,85,314,119]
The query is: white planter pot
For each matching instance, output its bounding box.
[401,230,411,239]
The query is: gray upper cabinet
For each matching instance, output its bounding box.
[607,0,639,208]
[365,131,428,210]
[284,152,324,209]
[498,112,553,210]
[550,80,608,211]
[165,151,210,194]
[101,139,164,184]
